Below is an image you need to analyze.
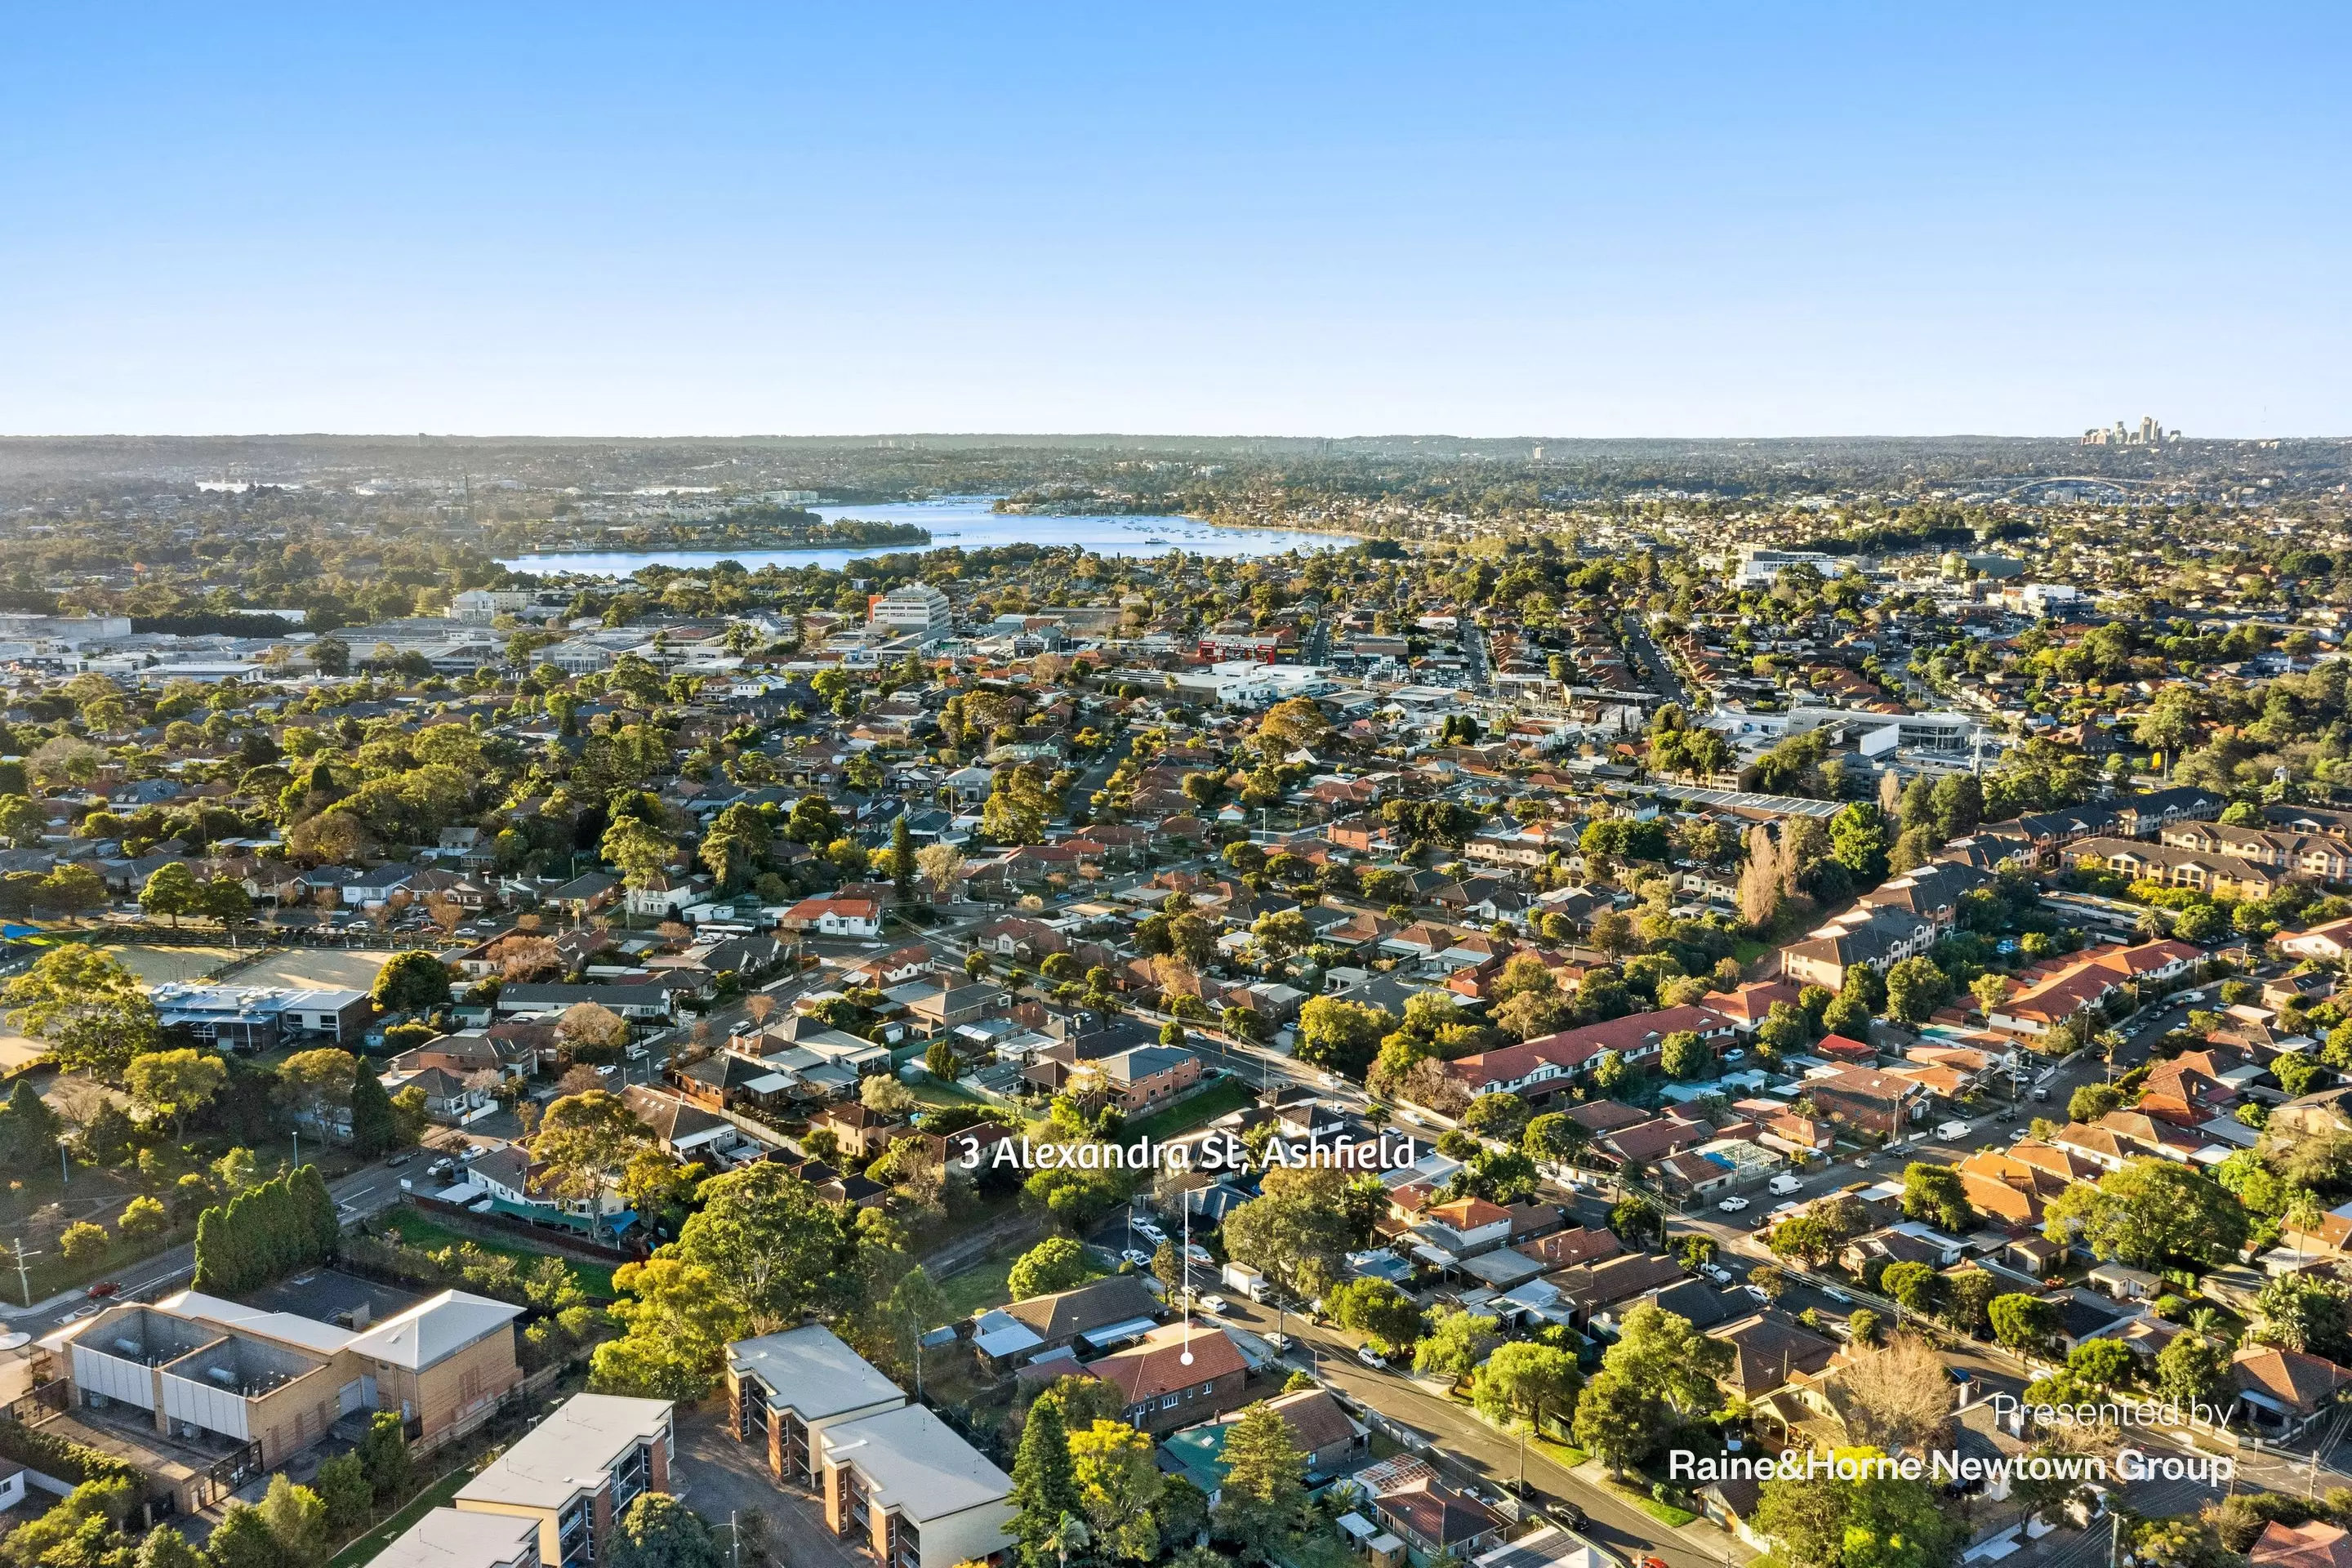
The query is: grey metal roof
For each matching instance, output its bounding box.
[726,1325,906,1420]
[456,1394,673,1511]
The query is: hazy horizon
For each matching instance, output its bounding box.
[7,5,2347,439]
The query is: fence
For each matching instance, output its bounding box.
[404,1195,644,1263]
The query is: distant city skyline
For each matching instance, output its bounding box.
[4,5,2347,439]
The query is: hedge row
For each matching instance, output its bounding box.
[0,1417,144,1489]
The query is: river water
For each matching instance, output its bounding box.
[497,496,1353,577]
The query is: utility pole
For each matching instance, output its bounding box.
[9,1240,39,1307]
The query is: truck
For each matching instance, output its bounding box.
[1222,1263,1270,1302]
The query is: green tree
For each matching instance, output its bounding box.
[0,1076,64,1176]
[1988,1294,2062,1356]
[1751,1446,1957,1568]
[314,1454,372,1534]
[371,951,451,1013]
[1066,1419,1163,1562]
[1291,996,1395,1078]
[1882,956,1950,1026]
[348,1070,396,1158]
[1881,1263,1942,1316]
[1472,1342,1583,1432]
[2042,1157,2247,1268]
[610,1495,724,1568]
[1325,1278,1425,1356]
[2,947,160,1076]
[670,1163,863,1330]
[357,1410,411,1503]
[1900,1163,1974,1233]
[534,1091,652,1242]
[260,1475,329,1568]
[136,1526,207,1568]
[140,861,202,929]
[2154,1330,2232,1406]
[1571,1369,1660,1476]
[1523,1112,1592,1167]
[1222,1168,1356,1302]
[1011,1393,1081,1568]
[1009,1236,1094,1299]
[2068,1083,2123,1123]
[208,1503,289,1568]
[1214,1402,1307,1564]
[1602,1302,1733,1419]
[1460,1092,1530,1141]
[125,1048,226,1140]
[1412,1305,1498,1379]
[592,1259,755,1401]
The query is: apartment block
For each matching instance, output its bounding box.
[819,1403,1014,1568]
[455,1394,675,1568]
[726,1325,906,1487]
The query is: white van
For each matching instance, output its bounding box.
[1936,1120,1971,1142]
[1768,1173,1804,1196]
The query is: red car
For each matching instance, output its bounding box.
[86,1282,120,1299]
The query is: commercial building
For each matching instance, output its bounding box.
[43,1287,523,1512]
[867,583,954,639]
[147,985,373,1051]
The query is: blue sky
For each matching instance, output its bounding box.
[2,4,2345,437]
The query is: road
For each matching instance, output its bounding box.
[0,1160,417,1332]
[1621,615,1690,710]
[1214,1290,1746,1568]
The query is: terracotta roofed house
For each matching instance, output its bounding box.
[1084,1322,1249,1433]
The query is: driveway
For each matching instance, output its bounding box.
[670,1406,866,1568]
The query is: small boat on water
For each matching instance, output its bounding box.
[1144,537,1169,545]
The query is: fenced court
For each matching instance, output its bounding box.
[93,942,237,987]
[227,948,402,991]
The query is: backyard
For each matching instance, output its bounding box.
[1121,1076,1254,1146]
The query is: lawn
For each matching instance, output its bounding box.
[911,1076,982,1109]
[379,1209,617,1299]
[1603,1476,1698,1528]
[1122,1076,1254,1145]
[1528,1435,1590,1471]
[936,1256,1017,1319]
[326,1462,476,1568]
[1731,938,1774,969]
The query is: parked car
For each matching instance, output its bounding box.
[1742,1283,1772,1303]
[86,1281,120,1299]
[1199,1295,1230,1316]
[1183,1243,1213,1265]
[1120,1249,1152,1269]
[1133,1220,1166,1245]
[1717,1196,1748,1213]
[1356,1345,1387,1369]
[1700,1263,1733,1285]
